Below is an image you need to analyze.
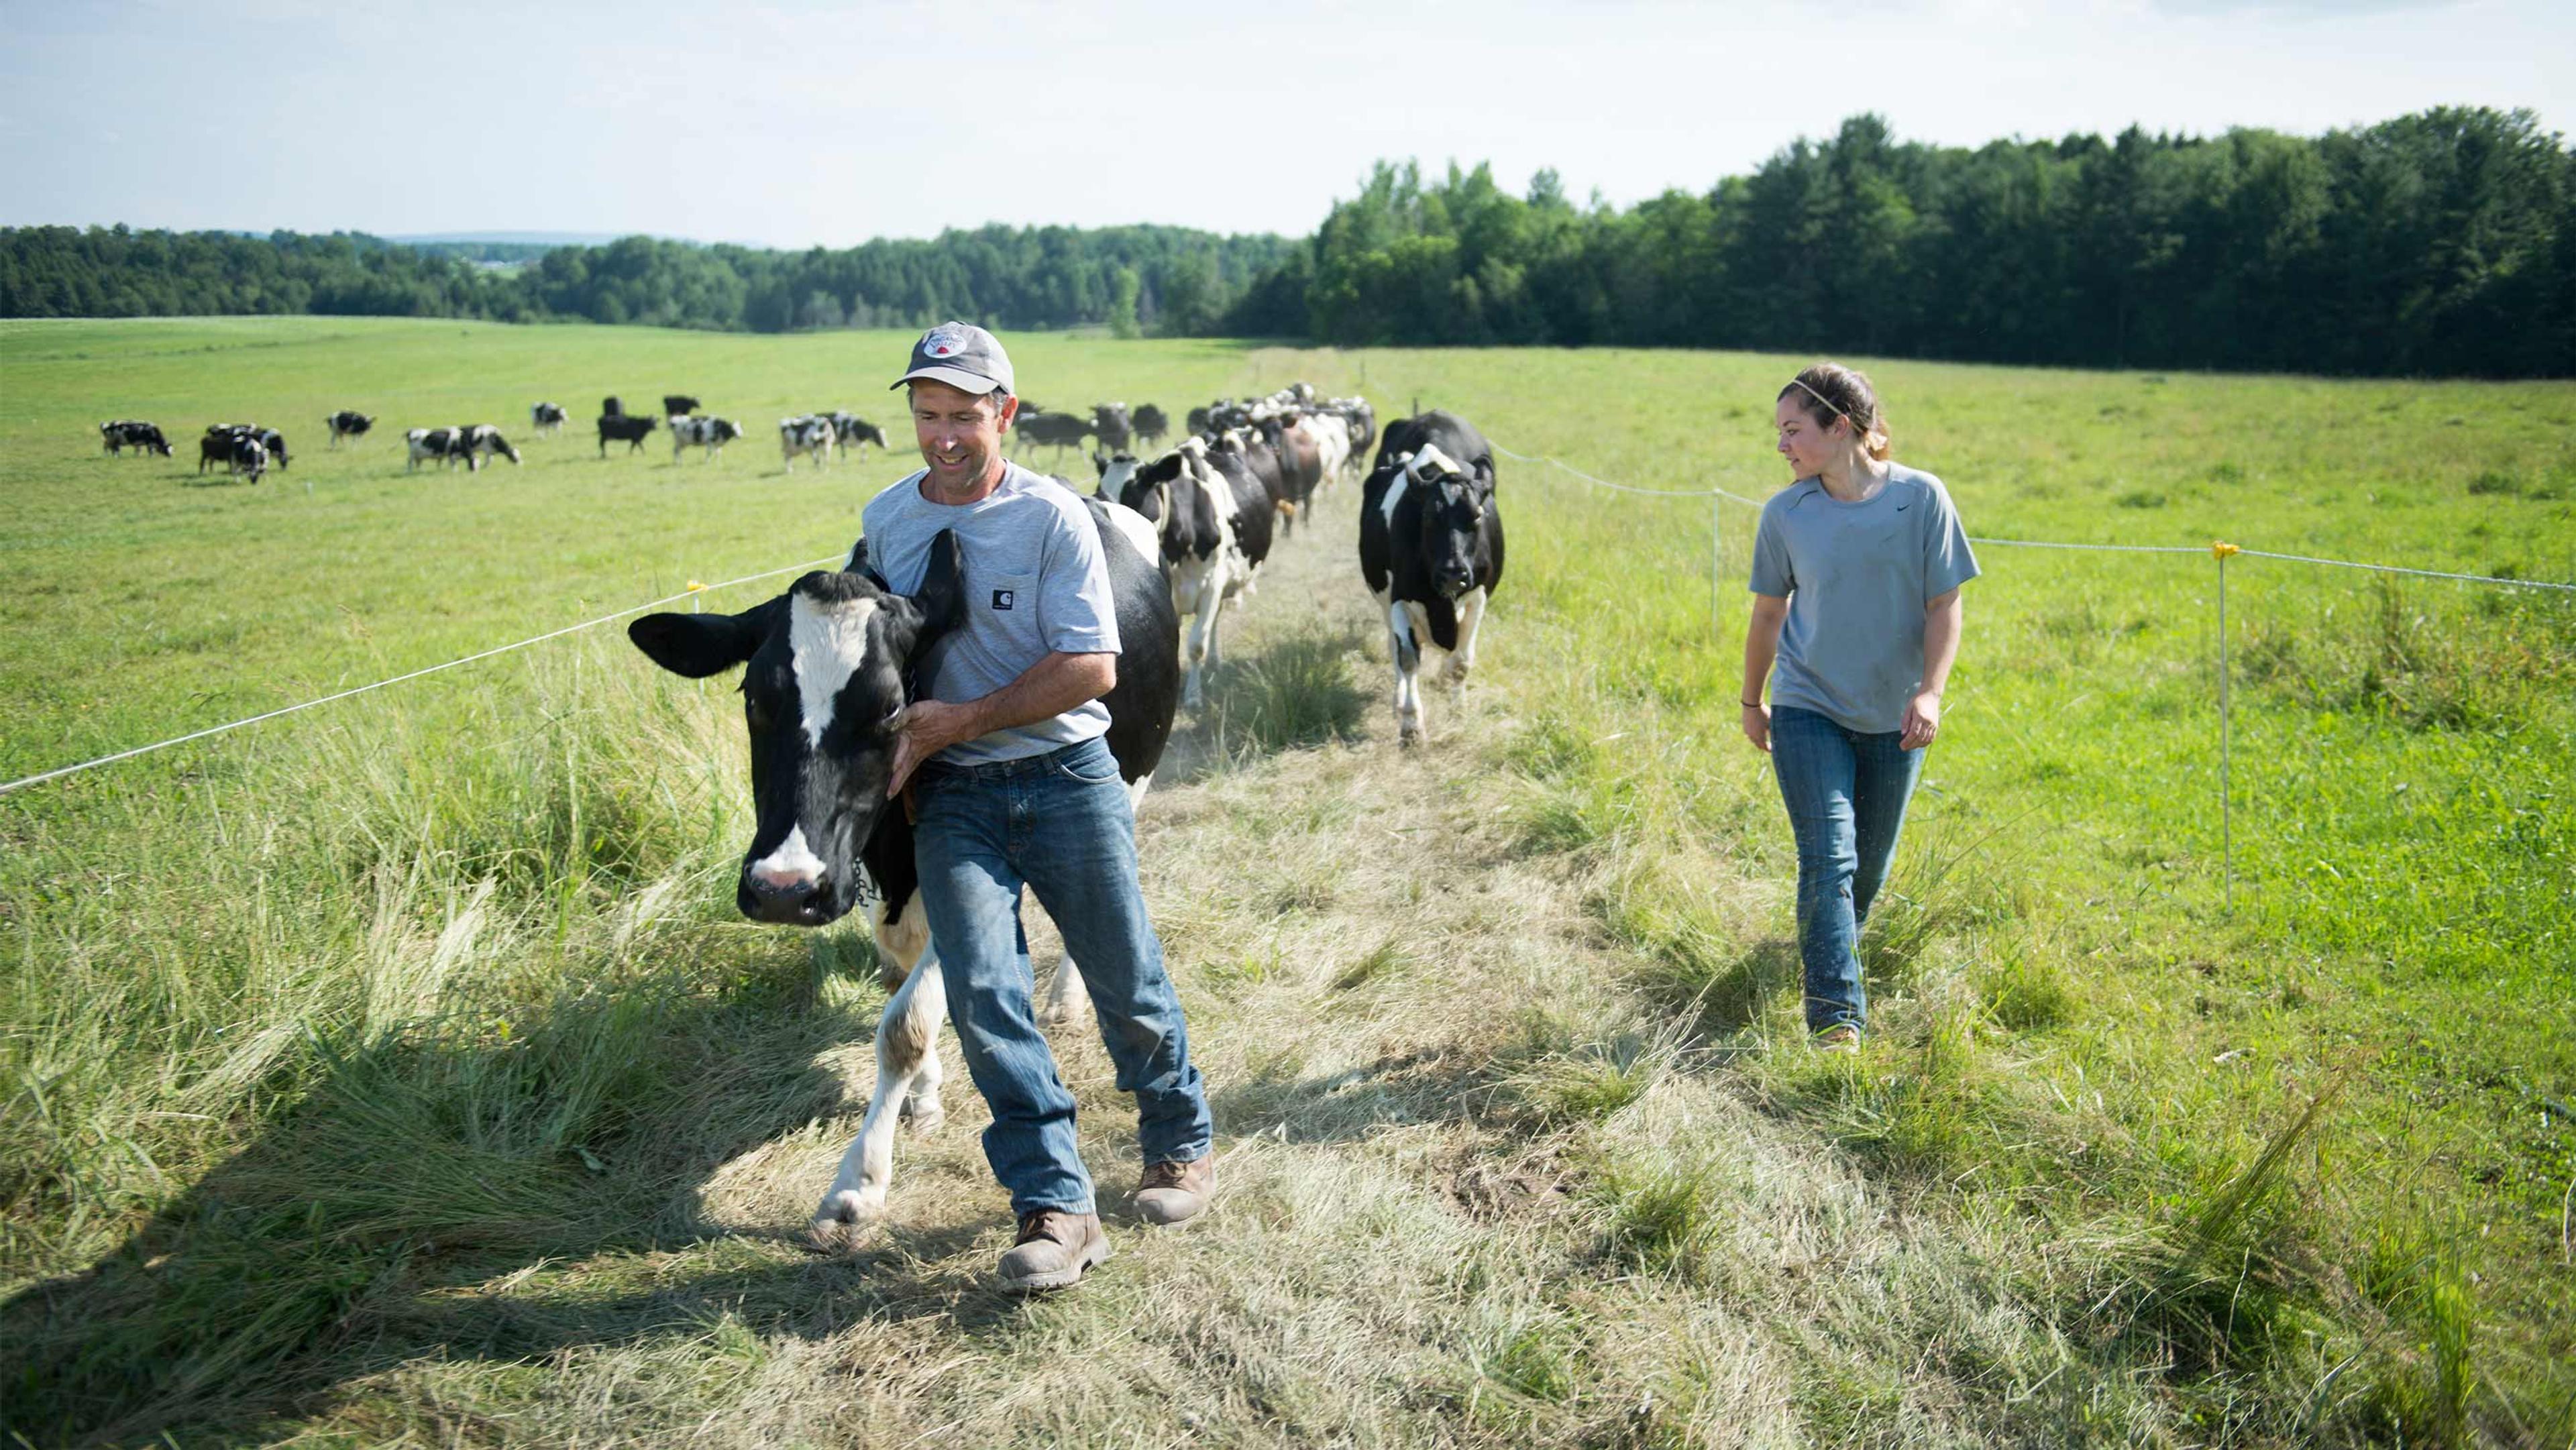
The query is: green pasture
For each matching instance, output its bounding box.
[3,317,2572,1444]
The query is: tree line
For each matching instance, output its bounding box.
[3,107,2568,377]
[0,224,1297,337]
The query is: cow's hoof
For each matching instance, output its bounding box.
[902,1101,945,1137]
[1399,728,1423,748]
[807,1193,888,1253]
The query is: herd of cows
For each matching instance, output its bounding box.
[93,381,1506,747]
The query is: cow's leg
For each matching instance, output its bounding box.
[1443,586,1489,687]
[1177,559,1224,708]
[812,906,947,1245]
[1387,599,1425,745]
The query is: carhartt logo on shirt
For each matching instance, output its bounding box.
[991,588,1015,610]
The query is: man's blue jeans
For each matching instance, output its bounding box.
[1768,706,1925,1035]
[911,734,1212,1217]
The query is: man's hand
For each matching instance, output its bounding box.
[887,698,981,798]
[1741,702,1771,754]
[1899,691,1941,750]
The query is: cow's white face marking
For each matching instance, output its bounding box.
[749,824,828,888]
[789,594,878,747]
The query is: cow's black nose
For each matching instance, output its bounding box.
[741,875,827,924]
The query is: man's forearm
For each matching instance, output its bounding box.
[950,651,1118,740]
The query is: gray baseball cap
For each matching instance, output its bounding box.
[891,321,1014,396]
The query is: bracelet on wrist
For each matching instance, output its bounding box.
[1741,699,1763,709]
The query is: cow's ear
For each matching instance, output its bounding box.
[627,594,784,678]
[912,530,965,636]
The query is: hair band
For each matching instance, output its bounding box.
[1786,376,1848,421]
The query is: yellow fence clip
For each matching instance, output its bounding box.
[2210,541,2241,560]
[686,579,708,612]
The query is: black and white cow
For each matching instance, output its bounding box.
[464,424,521,465]
[672,414,743,461]
[1359,411,1505,746]
[598,413,660,455]
[624,504,1180,1241]
[1109,437,1271,708]
[530,401,570,436]
[325,411,374,448]
[227,431,269,483]
[199,423,287,473]
[1255,410,1325,535]
[780,415,835,470]
[663,394,701,418]
[825,412,889,457]
[99,421,172,457]
[407,426,478,471]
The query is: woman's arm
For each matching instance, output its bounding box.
[1741,594,1789,754]
[1900,587,1963,750]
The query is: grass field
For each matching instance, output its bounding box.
[3,317,2573,1447]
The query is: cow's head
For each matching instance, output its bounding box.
[1117,452,1191,563]
[1402,445,1492,599]
[627,533,965,926]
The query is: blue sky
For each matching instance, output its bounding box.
[3,0,2565,246]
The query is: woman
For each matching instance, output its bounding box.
[1740,364,1978,1052]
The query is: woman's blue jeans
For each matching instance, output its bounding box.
[912,734,1212,1217]
[1768,706,1925,1035]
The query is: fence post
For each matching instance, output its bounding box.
[2213,541,2240,912]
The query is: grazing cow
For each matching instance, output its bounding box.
[325,411,374,448]
[1132,404,1169,449]
[663,394,701,418]
[598,413,660,455]
[825,411,889,456]
[466,424,521,465]
[99,421,172,457]
[407,427,478,471]
[1360,412,1505,746]
[1112,437,1270,708]
[227,432,269,483]
[197,423,286,473]
[530,402,570,436]
[779,414,835,470]
[1090,402,1134,453]
[623,511,1181,1237]
[1011,408,1091,457]
[672,414,744,461]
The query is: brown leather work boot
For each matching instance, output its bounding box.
[997,1210,1110,1293]
[1134,1156,1215,1225]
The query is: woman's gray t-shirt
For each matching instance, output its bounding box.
[1748,465,1979,734]
[859,464,1120,765]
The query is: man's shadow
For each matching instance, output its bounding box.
[0,936,1019,1447]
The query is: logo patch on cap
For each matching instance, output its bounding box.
[922,325,969,359]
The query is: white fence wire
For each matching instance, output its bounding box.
[0,555,845,798]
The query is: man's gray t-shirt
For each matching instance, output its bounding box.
[859,463,1120,766]
[1749,465,1979,734]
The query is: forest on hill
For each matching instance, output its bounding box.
[4,107,2567,377]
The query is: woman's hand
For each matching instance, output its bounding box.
[1899,691,1941,750]
[1741,702,1771,754]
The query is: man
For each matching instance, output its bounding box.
[863,321,1216,1292]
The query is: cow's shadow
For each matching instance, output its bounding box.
[0,938,1033,1446]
